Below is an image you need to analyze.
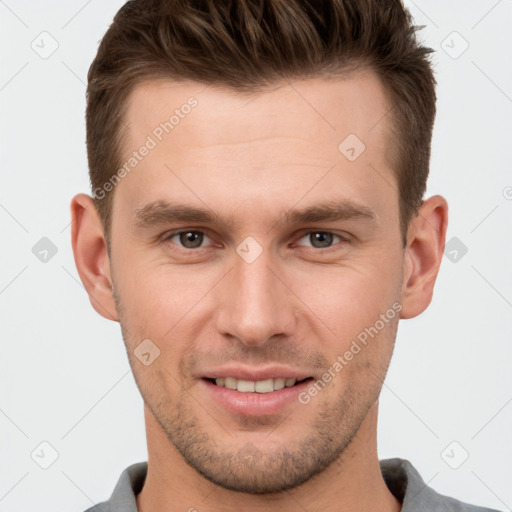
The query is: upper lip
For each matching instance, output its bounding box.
[200,365,313,382]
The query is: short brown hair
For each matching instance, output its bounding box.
[86,0,436,248]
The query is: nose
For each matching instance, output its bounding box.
[214,245,297,347]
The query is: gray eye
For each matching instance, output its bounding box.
[304,232,336,248]
[310,232,333,248]
[178,231,204,248]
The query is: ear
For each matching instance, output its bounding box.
[70,193,119,321]
[400,195,449,319]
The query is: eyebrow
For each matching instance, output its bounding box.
[134,198,377,231]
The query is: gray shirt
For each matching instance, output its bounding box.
[83,458,501,511]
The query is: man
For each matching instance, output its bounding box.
[70,0,499,511]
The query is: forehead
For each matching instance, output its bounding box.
[124,69,392,152]
[114,71,397,230]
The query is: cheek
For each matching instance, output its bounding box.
[293,258,402,340]
[115,261,219,338]
[309,311,399,412]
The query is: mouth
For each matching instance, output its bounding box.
[203,376,314,393]
[200,375,315,417]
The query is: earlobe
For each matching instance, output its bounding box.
[70,193,119,322]
[400,195,449,319]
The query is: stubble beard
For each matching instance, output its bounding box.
[113,284,397,494]
[136,361,386,494]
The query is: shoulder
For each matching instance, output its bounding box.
[82,503,110,512]
[79,461,147,512]
[380,458,502,512]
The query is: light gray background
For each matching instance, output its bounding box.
[1,1,511,511]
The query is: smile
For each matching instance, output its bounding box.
[206,376,312,393]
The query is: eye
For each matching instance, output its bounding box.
[162,230,213,249]
[160,229,347,252]
[296,231,345,249]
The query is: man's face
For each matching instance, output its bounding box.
[109,71,406,493]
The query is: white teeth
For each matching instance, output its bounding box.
[237,379,255,392]
[212,376,300,392]
[254,378,274,393]
[273,377,285,390]
[225,377,237,390]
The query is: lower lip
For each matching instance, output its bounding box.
[201,378,313,417]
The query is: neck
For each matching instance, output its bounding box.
[136,402,401,512]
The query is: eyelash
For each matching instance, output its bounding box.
[159,229,349,252]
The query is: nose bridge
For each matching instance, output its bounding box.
[215,244,295,346]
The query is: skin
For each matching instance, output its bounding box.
[71,68,448,512]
